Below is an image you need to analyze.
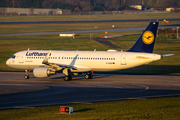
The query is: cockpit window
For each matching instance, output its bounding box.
[11,55,16,59]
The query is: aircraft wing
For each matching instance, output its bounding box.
[42,50,91,72]
[44,62,77,70]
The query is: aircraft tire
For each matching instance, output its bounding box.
[84,74,89,79]
[85,74,93,79]
[89,74,93,79]
[24,75,29,79]
[64,76,72,81]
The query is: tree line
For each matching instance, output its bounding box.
[0,0,180,12]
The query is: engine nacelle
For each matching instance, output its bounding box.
[33,67,56,78]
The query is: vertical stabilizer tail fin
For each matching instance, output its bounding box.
[128,22,159,53]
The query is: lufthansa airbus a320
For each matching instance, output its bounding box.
[6,22,174,80]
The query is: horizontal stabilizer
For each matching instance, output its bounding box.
[161,54,174,58]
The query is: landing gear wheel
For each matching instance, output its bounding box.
[84,74,89,79]
[84,74,93,79]
[64,76,72,81]
[89,74,93,79]
[24,75,29,79]
[25,70,30,79]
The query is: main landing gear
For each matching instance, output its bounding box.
[84,73,93,79]
[64,75,72,81]
[24,70,30,79]
[63,73,93,81]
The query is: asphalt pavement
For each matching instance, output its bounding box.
[0,72,180,109]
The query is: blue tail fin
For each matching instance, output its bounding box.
[128,22,159,53]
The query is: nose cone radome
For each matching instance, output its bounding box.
[6,59,11,67]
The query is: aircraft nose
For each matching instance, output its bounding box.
[6,59,11,66]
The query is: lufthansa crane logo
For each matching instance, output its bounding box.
[142,31,154,45]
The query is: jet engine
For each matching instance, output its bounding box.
[33,67,56,78]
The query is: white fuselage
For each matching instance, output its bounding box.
[6,50,162,72]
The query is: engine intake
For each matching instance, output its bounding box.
[33,67,56,78]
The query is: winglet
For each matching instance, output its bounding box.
[42,50,51,64]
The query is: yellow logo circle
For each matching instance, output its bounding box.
[142,31,154,45]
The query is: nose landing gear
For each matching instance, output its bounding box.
[24,70,30,79]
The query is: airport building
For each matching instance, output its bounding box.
[0,7,71,15]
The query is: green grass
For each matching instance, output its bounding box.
[1,97,180,120]
[0,22,147,34]
[1,21,180,34]
[0,13,180,22]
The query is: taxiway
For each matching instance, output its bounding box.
[0,72,180,109]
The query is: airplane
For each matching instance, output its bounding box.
[6,22,174,81]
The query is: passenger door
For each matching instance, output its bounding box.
[19,53,24,63]
[121,54,126,65]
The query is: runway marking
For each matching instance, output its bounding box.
[0,84,33,86]
[14,106,35,109]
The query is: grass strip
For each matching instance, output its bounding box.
[1,21,180,34]
[0,13,180,22]
[0,97,180,120]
